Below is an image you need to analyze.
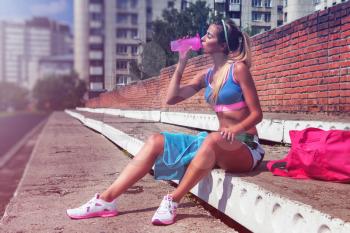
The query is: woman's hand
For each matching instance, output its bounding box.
[179,49,190,62]
[220,127,238,143]
[178,35,191,65]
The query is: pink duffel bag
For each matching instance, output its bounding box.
[267,128,350,183]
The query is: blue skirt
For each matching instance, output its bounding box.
[154,131,208,180]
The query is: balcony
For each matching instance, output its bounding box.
[251,20,271,27]
[214,0,225,3]
[229,3,240,12]
[115,53,137,60]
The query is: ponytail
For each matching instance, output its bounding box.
[233,31,252,68]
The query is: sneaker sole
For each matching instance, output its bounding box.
[151,219,175,226]
[67,211,118,220]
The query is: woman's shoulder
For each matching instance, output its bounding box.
[233,61,249,72]
[232,61,251,83]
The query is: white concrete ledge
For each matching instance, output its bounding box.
[76,107,161,122]
[65,109,350,233]
[161,111,219,131]
[75,108,350,143]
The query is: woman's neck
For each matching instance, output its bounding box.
[211,53,228,71]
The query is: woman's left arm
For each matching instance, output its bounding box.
[223,62,263,138]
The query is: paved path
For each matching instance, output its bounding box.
[0,112,236,233]
[0,112,47,157]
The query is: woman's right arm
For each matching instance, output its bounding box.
[166,55,206,105]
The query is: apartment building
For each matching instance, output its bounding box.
[283,0,348,24]
[315,0,348,10]
[74,0,182,98]
[0,17,72,89]
[211,0,284,35]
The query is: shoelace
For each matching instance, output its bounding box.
[157,196,175,213]
[79,196,98,210]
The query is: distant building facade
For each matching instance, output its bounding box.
[0,17,72,89]
[74,0,182,98]
[38,54,74,79]
[208,0,284,35]
[283,0,348,24]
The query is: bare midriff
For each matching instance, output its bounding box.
[216,107,258,136]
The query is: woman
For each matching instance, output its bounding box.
[67,19,265,225]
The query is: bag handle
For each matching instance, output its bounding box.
[266,158,289,177]
[295,128,324,144]
[267,158,310,179]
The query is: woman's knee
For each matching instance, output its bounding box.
[203,132,222,148]
[146,133,164,152]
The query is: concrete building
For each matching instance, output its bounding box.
[0,21,27,86]
[282,0,314,24]
[283,0,348,24]
[210,0,284,35]
[74,0,182,98]
[38,54,74,79]
[0,17,72,89]
[314,0,348,11]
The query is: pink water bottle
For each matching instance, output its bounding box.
[170,33,202,52]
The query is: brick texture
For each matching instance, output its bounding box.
[86,1,350,115]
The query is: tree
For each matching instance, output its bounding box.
[151,1,212,67]
[0,82,29,111]
[32,73,86,111]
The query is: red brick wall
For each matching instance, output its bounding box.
[87,1,350,114]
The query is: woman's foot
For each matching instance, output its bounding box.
[151,194,178,225]
[66,193,118,219]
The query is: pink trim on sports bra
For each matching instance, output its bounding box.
[213,101,247,112]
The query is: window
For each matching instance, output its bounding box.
[116,61,128,69]
[130,29,138,38]
[89,44,103,50]
[277,5,283,14]
[265,0,272,7]
[168,1,174,8]
[116,0,128,9]
[90,0,103,4]
[116,44,127,54]
[265,12,271,22]
[89,60,103,66]
[252,12,264,21]
[284,0,287,7]
[116,13,128,23]
[131,46,138,55]
[116,29,127,38]
[229,11,241,19]
[90,13,103,21]
[131,14,138,25]
[284,12,288,22]
[131,0,138,8]
[89,28,103,35]
[231,0,240,3]
[313,0,320,4]
[116,75,128,85]
[252,0,262,7]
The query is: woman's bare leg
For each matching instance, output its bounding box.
[100,133,164,202]
[170,132,253,202]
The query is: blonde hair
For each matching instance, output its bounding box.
[209,20,252,104]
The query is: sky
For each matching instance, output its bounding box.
[0,0,73,29]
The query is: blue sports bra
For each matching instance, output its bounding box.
[204,63,247,112]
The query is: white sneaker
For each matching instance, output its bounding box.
[151,194,178,225]
[66,193,118,219]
